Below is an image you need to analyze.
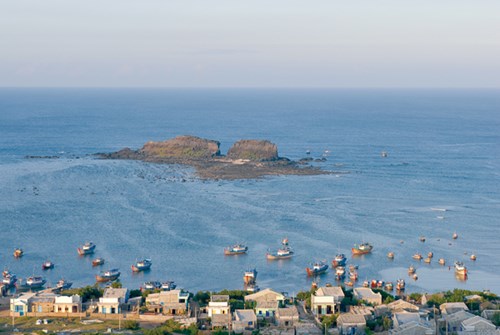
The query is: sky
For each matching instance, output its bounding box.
[1,0,499,88]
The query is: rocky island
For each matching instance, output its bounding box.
[99,135,332,180]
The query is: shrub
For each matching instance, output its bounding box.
[123,320,140,330]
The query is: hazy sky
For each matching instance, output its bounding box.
[1,0,499,88]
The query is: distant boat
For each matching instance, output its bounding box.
[224,243,248,256]
[351,243,373,255]
[2,272,17,286]
[412,274,418,280]
[245,284,260,292]
[427,252,434,258]
[143,281,161,290]
[266,238,294,260]
[42,261,54,270]
[23,276,47,289]
[431,208,447,212]
[131,259,152,272]
[332,254,347,267]
[419,236,426,242]
[412,253,423,260]
[161,281,176,291]
[387,252,395,259]
[381,151,388,158]
[344,280,354,287]
[77,242,96,256]
[452,232,458,240]
[92,257,105,267]
[349,271,358,281]
[362,280,369,288]
[306,261,328,276]
[13,248,23,258]
[385,282,393,291]
[454,261,467,276]
[95,269,120,282]
[56,279,73,290]
[470,254,477,261]
[335,266,345,280]
[396,279,405,291]
[438,258,446,265]
[243,268,257,284]
[408,265,416,274]
[424,257,431,264]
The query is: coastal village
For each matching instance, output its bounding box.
[1,240,499,335]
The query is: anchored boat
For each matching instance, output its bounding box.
[396,279,405,291]
[306,261,328,276]
[96,269,120,282]
[332,254,347,267]
[131,259,152,272]
[454,261,467,276]
[224,243,248,255]
[161,281,176,291]
[92,257,105,266]
[412,253,423,260]
[78,242,96,256]
[42,261,54,270]
[351,242,373,255]
[13,248,23,258]
[143,281,162,290]
[56,279,73,290]
[266,238,294,260]
[244,268,258,284]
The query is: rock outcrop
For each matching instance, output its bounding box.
[227,140,278,161]
[139,135,220,159]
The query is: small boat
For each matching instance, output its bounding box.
[348,264,359,272]
[332,254,347,267]
[438,258,446,265]
[396,279,405,291]
[424,257,431,264]
[244,268,258,284]
[370,279,378,288]
[2,273,17,286]
[385,282,393,290]
[408,265,416,274]
[42,261,54,270]
[56,279,73,290]
[78,242,96,256]
[224,243,248,255]
[143,281,162,290]
[95,269,120,282]
[412,274,418,280]
[412,253,423,260]
[344,280,354,287]
[387,252,395,259]
[311,281,318,290]
[454,261,467,276]
[349,271,358,281]
[306,261,328,276]
[13,248,24,258]
[419,236,426,242]
[431,208,447,212]
[131,259,152,272]
[245,284,260,292]
[362,280,369,288]
[335,266,345,280]
[428,252,434,258]
[266,238,294,260]
[92,257,105,266]
[470,254,477,261]
[351,242,373,255]
[26,276,47,288]
[452,232,458,240]
[377,280,384,288]
[381,151,388,158]
[161,281,176,291]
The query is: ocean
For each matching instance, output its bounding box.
[0,88,499,295]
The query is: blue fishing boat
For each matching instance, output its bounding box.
[131,259,152,272]
[306,261,328,276]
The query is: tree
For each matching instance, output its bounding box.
[123,320,140,330]
[492,312,500,327]
[111,280,123,288]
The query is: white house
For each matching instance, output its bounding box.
[208,295,230,317]
[311,286,345,315]
[353,288,382,306]
[97,288,129,314]
[54,294,82,314]
[10,292,37,316]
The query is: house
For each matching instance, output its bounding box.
[461,315,496,333]
[208,295,230,317]
[387,300,419,313]
[97,288,129,314]
[54,294,82,314]
[443,310,475,333]
[244,288,285,318]
[482,309,500,321]
[29,292,57,313]
[353,288,382,306]
[275,305,299,326]
[440,302,469,315]
[10,292,37,316]
[311,286,345,315]
[389,321,434,335]
[232,309,257,332]
[212,313,232,329]
[337,313,366,335]
[392,312,421,328]
[146,290,190,315]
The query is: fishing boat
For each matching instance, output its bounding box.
[245,284,260,292]
[42,261,54,270]
[244,268,258,284]
[266,238,294,260]
[424,257,431,264]
[95,269,120,282]
[55,279,73,290]
[224,243,248,255]
[370,280,378,288]
[161,281,176,291]
[362,280,369,288]
[344,280,354,287]
[377,280,384,288]
[396,279,405,291]
[351,242,373,255]
[13,248,24,258]
[387,252,395,259]
[412,274,418,280]
[438,258,446,265]
[452,232,458,240]
[427,252,434,258]
[77,242,96,256]
[419,236,426,242]
[335,266,345,280]
[26,276,47,289]
[408,265,416,274]
[349,264,359,272]
[332,254,347,267]
[2,273,17,286]
[143,281,162,290]
[381,151,388,158]
[412,253,423,260]
[306,261,328,276]
[385,282,393,290]
[131,259,152,272]
[454,262,467,276]
[470,254,477,261]
[92,257,105,266]
[349,271,358,281]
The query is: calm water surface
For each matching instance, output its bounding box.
[0,88,499,295]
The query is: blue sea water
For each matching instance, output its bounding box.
[0,88,499,295]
